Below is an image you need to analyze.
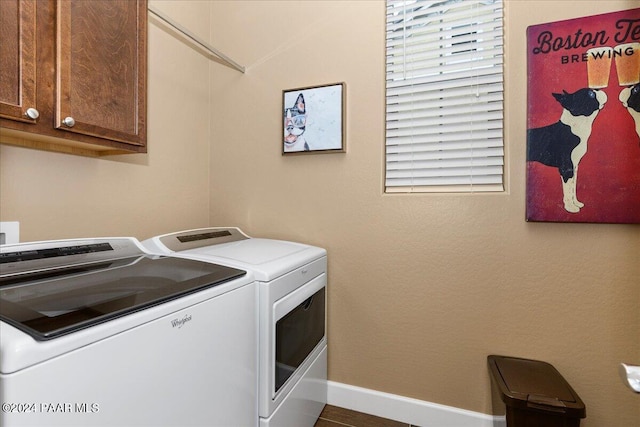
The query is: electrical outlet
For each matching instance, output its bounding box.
[0,222,20,245]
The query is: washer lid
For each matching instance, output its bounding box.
[0,253,246,341]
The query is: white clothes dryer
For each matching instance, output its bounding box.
[0,237,258,427]
[143,228,327,427]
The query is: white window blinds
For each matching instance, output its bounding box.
[385,0,504,193]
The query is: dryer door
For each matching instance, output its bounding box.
[275,286,325,392]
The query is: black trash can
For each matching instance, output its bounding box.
[488,355,586,427]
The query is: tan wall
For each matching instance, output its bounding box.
[0,0,214,241]
[1,0,638,425]
[209,1,640,426]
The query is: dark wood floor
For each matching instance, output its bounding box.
[314,405,418,427]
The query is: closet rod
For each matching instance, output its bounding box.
[148,5,245,74]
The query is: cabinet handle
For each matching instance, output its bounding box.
[25,108,40,120]
[62,117,76,127]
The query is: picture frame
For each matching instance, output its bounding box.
[525,8,640,224]
[283,82,346,155]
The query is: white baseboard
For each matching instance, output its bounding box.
[327,381,503,427]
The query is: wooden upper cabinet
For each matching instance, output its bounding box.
[56,0,146,146]
[0,0,37,123]
[0,0,147,156]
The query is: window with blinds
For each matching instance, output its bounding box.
[385,0,504,193]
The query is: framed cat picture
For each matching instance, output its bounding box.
[283,82,346,155]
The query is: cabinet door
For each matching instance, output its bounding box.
[56,0,146,146]
[0,0,37,123]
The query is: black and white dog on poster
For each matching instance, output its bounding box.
[284,93,309,152]
[619,83,640,141]
[527,88,607,213]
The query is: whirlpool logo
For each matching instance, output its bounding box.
[170,314,192,329]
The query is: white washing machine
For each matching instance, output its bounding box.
[143,227,327,427]
[0,237,258,427]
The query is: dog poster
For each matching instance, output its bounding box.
[283,83,345,155]
[526,8,640,223]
